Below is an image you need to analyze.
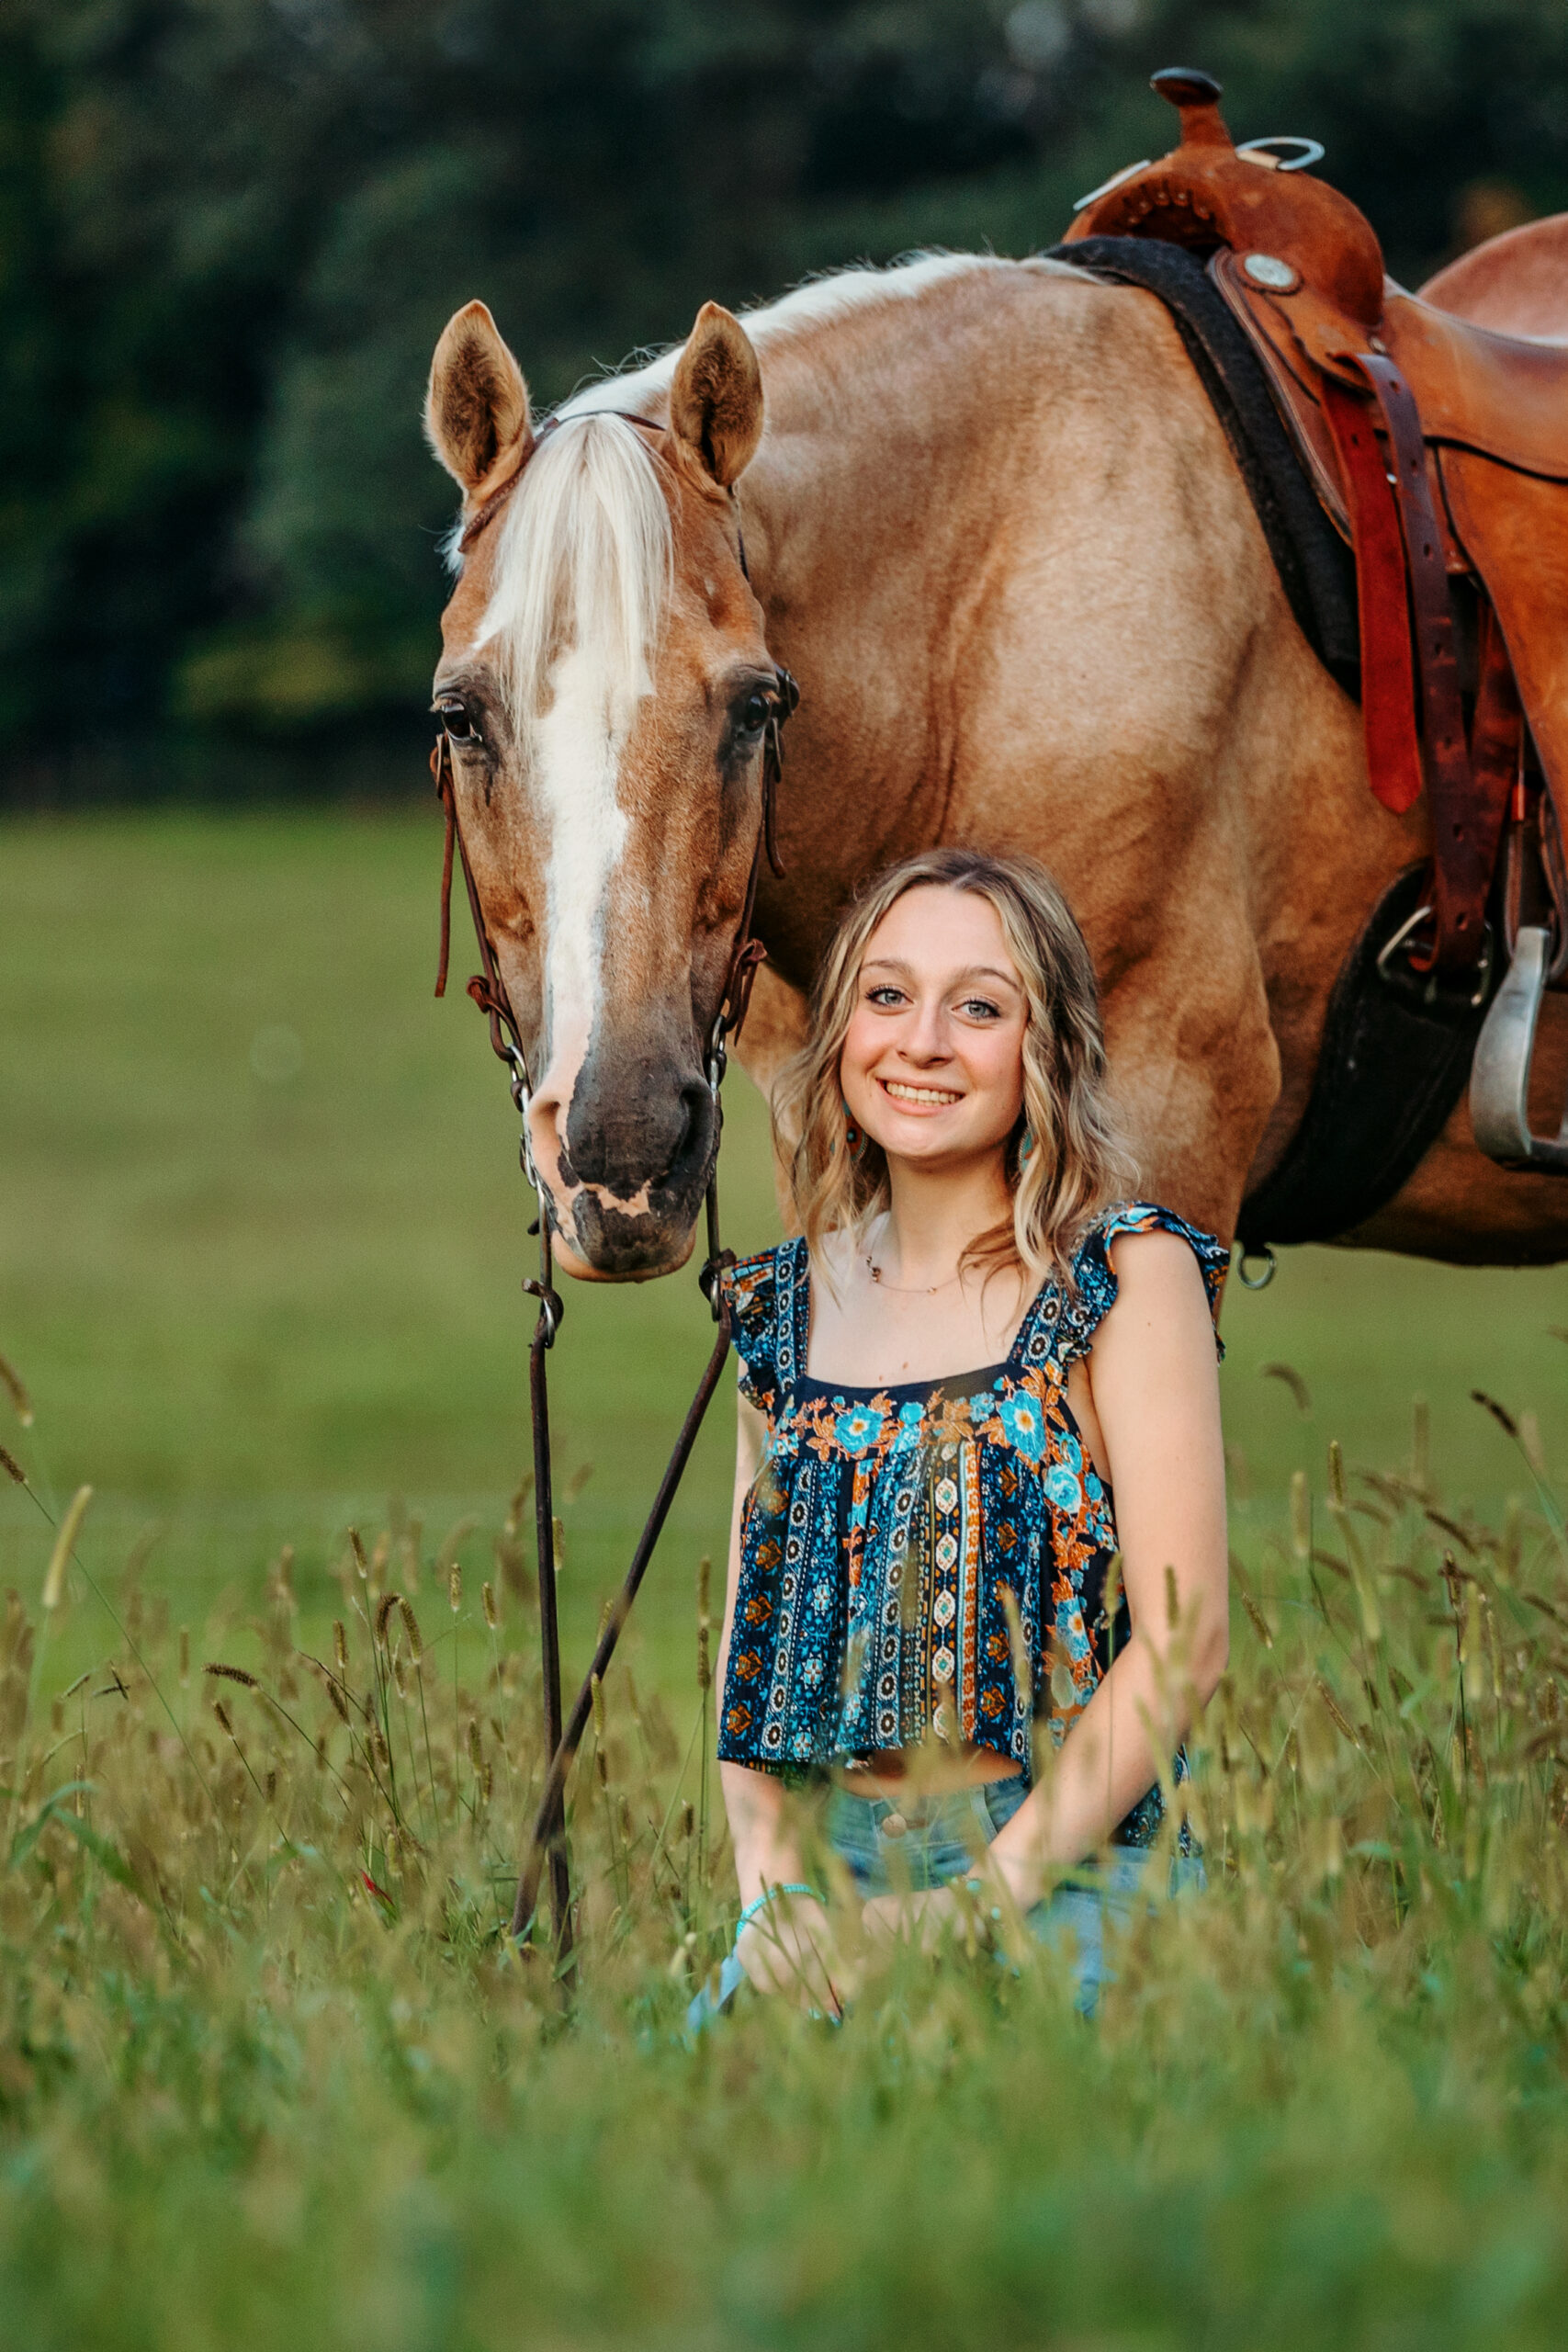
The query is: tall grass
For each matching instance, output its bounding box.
[0,1396,1564,2350]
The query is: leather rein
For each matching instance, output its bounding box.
[428,408,798,1962]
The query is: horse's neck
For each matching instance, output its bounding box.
[724,256,1387,1251]
[737,261,1058,971]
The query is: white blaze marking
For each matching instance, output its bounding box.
[532,637,639,1131]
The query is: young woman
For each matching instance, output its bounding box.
[699,848,1229,2023]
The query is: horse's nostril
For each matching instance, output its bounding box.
[672,1080,712,1184]
[560,1045,716,1212]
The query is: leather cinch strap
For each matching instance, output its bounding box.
[1322,353,1519,975]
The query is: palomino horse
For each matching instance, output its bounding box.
[424,255,1568,1282]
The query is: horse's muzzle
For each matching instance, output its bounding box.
[548,1068,716,1280]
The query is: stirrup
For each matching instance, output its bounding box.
[1469,926,1568,1172]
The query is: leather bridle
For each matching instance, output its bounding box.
[428,407,799,1962]
[432,407,796,1131]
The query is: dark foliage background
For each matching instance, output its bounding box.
[3,0,1566,801]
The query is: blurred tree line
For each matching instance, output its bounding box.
[3,0,1567,800]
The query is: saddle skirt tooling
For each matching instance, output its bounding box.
[1065,67,1568,1197]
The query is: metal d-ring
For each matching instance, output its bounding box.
[1237,135,1325,173]
[521,1273,563,1344]
[1376,902,1495,1009]
[1375,900,1434,986]
[1235,1243,1278,1291]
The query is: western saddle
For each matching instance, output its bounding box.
[1067,68,1568,1176]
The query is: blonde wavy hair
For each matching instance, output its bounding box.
[773,848,1134,1290]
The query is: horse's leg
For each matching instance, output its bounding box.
[1095,876,1282,1250]
[731,963,808,1230]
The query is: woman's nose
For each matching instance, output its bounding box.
[901,1001,951,1061]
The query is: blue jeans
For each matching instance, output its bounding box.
[685,1776,1202,2032]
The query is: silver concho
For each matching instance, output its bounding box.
[1242,252,1300,292]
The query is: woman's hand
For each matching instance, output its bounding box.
[862,1866,1024,1958]
[863,1883,1002,1954]
[737,1896,845,2016]
[862,1885,956,1953]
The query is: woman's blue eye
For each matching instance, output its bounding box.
[867,987,905,1007]
[961,998,1001,1020]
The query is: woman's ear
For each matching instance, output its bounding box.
[669,301,763,488]
[425,300,532,492]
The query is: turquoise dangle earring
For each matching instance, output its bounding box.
[842,1099,863,1153]
[1019,1127,1036,1168]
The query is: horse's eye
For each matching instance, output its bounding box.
[740,688,771,735]
[438,695,479,743]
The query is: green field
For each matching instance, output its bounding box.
[2,813,1567,2349]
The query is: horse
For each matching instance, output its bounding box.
[423,252,1568,1285]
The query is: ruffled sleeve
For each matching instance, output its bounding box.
[717,1245,785,1419]
[1055,1201,1228,1367]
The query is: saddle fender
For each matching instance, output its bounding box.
[1066,66,1568,1218]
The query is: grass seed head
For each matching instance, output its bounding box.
[0,1351,33,1428]
[1241,1589,1275,1650]
[1327,1440,1347,1509]
[1316,1675,1359,1746]
[178,1627,190,1687]
[448,1564,461,1613]
[204,1662,259,1688]
[349,1526,368,1578]
[399,1596,424,1658]
[504,1475,531,1537]
[480,1581,497,1632]
[1290,1469,1311,1559]
[42,1485,93,1611]
[0,1443,25,1487]
[333,1619,348,1677]
[212,1699,234,1736]
[374,1592,398,1646]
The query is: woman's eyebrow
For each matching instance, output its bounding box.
[862,956,1021,989]
[952,965,1021,989]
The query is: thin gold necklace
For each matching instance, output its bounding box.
[864,1254,964,1295]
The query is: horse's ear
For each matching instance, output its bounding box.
[669,302,763,488]
[425,300,532,492]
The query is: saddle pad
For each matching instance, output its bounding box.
[1043,236,1359,698]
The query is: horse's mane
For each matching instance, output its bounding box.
[561,250,995,420]
[477,412,672,730]
[477,254,999,727]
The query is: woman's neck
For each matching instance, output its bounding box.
[872,1150,1013,1289]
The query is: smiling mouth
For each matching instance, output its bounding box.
[878,1078,964,1107]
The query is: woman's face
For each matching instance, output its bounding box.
[840,885,1029,1172]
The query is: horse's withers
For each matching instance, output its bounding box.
[426,299,776,1279]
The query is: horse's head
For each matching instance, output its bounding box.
[425,298,787,1281]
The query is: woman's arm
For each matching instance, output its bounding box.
[982,1228,1229,1906]
[716,1391,843,2011]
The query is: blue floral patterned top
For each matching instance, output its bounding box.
[716,1201,1227,1846]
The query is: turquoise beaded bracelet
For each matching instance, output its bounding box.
[735,1883,819,1939]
